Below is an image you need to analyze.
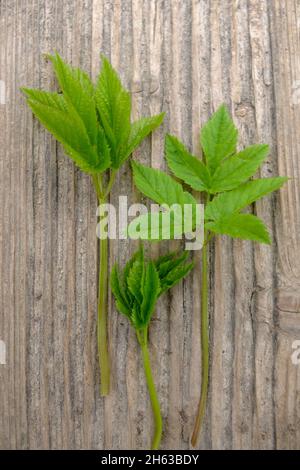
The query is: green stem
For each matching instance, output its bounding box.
[93,174,110,396]
[98,217,110,396]
[92,174,103,200]
[104,169,117,198]
[191,227,209,447]
[137,328,163,450]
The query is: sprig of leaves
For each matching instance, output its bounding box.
[22,53,164,396]
[128,104,287,446]
[111,246,194,330]
[22,53,164,175]
[111,245,194,450]
[130,104,287,244]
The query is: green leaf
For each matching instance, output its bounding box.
[23,90,108,173]
[130,161,198,241]
[132,160,197,207]
[165,134,210,191]
[206,213,271,244]
[48,53,98,146]
[140,261,160,326]
[95,55,131,168]
[209,144,269,193]
[205,177,288,221]
[127,259,144,304]
[157,251,194,294]
[128,206,190,241]
[200,104,238,171]
[160,262,194,294]
[110,265,131,318]
[131,301,143,330]
[155,250,189,279]
[111,248,194,331]
[21,88,67,111]
[123,113,165,163]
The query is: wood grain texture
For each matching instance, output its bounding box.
[0,0,299,449]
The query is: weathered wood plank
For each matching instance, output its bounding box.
[0,0,299,450]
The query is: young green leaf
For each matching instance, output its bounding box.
[205,177,288,221]
[22,89,108,173]
[48,53,98,145]
[128,206,190,241]
[200,104,238,171]
[123,114,165,163]
[132,160,196,206]
[94,57,164,169]
[209,144,269,193]
[127,105,287,447]
[155,250,189,277]
[127,259,144,305]
[165,134,211,191]
[140,261,161,325]
[205,213,271,244]
[95,55,131,168]
[156,251,194,294]
[21,88,67,111]
[110,265,131,318]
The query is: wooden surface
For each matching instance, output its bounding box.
[0,0,299,450]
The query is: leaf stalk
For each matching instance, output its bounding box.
[93,173,115,396]
[137,327,162,450]
[191,229,209,446]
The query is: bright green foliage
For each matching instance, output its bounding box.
[127,104,287,449]
[111,247,194,330]
[111,246,193,450]
[22,87,108,174]
[130,160,197,240]
[209,144,270,193]
[122,115,165,164]
[128,208,194,241]
[205,213,271,244]
[205,177,287,222]
[132,160,196,207]
[22,53,165,398]
[154,250,194,294]
[131,104,287,245]
[165,134,210,192]
[22,53,164,174]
